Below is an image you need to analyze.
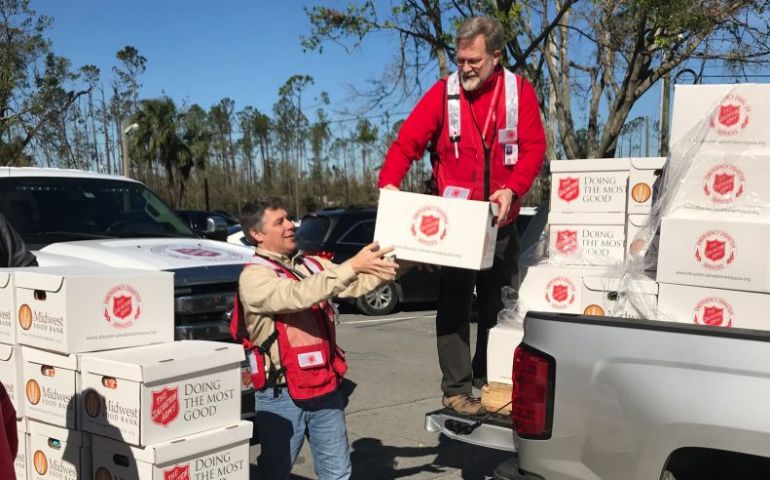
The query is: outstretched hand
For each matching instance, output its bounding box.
[350,242,398,280]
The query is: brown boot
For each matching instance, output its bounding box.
[442,393,486,416]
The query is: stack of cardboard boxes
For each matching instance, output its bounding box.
[657,84,770,330]
[1,266,250,480]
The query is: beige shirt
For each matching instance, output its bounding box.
[238,247,385,383]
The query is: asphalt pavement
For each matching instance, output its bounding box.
[249,304,512,479]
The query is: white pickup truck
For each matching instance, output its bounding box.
[0,167,257,412]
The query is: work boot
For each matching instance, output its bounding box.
[442,393,486,416]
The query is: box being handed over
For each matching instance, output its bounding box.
[374,189,498,270]
[15,266,174,354]
[79,340,244,446]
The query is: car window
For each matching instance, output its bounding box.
[337,220,375,245]
[295,215,331,243]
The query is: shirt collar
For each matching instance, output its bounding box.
[254,246,302,265]
[464,66,503,99]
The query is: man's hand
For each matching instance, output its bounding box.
[350,242,399,280]
[382,184,400,191]
[489,188,516,224]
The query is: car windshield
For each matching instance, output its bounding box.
[0,177,194,249]
[295,215,331,244]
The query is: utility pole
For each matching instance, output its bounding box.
[659,74,671,157]
[121,119,130,177]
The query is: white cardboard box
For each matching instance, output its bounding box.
[580,274,659,319]
[373,189,498,270]
[27,420,91,480]
[79,341,243,446]
[670,84,770,155]
[0,269,17,344]
[626,214,659,270]
[657,212,770,293]
[0,343,23,418]
[627,157,666,215]
[518,264,605,315]
[666,151,770,215]
[486,324,524,385]
[91,421,252,480]
[548,212,626,265]
[15,266,174,354]
[21,347,79,429]
[550,158,630,213]
[658,283,770,330]
[15,418,28,480]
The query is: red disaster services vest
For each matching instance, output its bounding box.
[230,254,347,402]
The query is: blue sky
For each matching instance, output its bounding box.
[35,1,395,121]
[35,0,675,154]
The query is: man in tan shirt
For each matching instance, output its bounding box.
[238,197,397,480]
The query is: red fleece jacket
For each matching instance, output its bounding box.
[0,381,17,480]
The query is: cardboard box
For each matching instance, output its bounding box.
[626,214,659,270]
[15,266,174,353]
[27,420,91,480]
[91,421,252,480]
[22,347,79,429]
[15,418,28,480]
[548,212,626,265]
[486,324,524,385]
[657,212,770,293]
[518,264,605,315]
[0,343,23,418]
[658,283,770,330]
[79,341,243,446]
[665,151,770,216]
[580,274,658,319]
[670,84,770,155]
[550,158,630,213]
[0,269,17,343]
[373,189,498,270]
[627,157,666,215]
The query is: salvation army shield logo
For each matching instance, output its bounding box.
[544,277,576,309]
[151,387,180,426]
[557,177,579,202]
[703,164,745,204]
[163,464,191,480]
[410,206,449,246]
[554,230,578,255]
[695,230,736,270]
[709,95,750,136]
[103,285,141,329]
[694,297,734,328]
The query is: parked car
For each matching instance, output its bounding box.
[175,209,235,241]
[295,205,538,315]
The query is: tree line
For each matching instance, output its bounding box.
[2,0,769,217]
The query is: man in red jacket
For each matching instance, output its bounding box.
[0,381,18,480]
[379,16,546,415]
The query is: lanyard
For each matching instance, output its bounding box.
[480,75,502,149]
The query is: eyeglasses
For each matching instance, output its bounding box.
[456,57,487,69]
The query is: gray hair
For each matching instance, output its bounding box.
[456,16,504,54]
[240,197,288,239]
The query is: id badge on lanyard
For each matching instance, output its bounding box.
[499,128,518,166]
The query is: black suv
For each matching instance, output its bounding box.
[295,206,440,315]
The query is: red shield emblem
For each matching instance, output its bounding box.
[705,240,726,262]
[702,306,724,326]
[552,284,568,303]
[174,248,220,257]
[718,104,740,127]
[112,295,133,320]
[163,465,190,480]
[419,215,440,237]
[151,387,180,426]
[555,230,578,254]
[558,177,579,202]
[713,174,735,195]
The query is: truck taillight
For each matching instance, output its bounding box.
[511,344,554,439]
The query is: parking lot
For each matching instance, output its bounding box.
[249,305,513,479]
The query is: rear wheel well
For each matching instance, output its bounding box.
[663,447,770,480]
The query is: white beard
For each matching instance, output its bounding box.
[460,75,481,91]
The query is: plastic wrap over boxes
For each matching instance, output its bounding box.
[374,189,498,270]
[580,275,659,319]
